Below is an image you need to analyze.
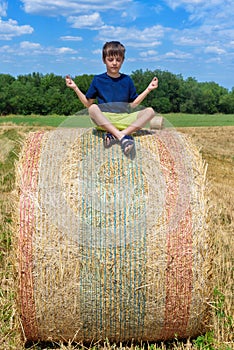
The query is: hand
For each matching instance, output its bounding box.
[65,75,77,90]
[147,77,158,91]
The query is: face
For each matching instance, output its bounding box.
[104,55,124,77]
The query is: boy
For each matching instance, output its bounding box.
[66,41,158,155]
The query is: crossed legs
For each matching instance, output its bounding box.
[88,104,155,140]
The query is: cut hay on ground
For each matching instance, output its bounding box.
[13,127,213,344]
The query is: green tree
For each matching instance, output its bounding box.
[8,80,42,115]
[0,74,16,114]
[198,82,228,114]
[219,90,234,113]
[0,71,233,115]
[179,77,201,113]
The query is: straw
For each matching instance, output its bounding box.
[14,127,212,343]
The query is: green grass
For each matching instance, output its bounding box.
[0,114,93,128]
[0,113,233,128]
[164,113,234,127]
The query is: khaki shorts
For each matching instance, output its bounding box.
[94,111,138,131]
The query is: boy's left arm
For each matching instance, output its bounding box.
[130,77,158,108]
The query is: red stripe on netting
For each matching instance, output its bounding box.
[161,209,193,339]
[18,131,44,340]
[157,134,193,339]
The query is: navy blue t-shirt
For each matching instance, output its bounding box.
[86,72,138,112]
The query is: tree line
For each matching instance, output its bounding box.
[0,70,234,116]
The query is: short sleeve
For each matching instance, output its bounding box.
[128,77,138,102]
[86,77,97,99]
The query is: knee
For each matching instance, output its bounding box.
[88,104,99,115]
[147,107,155,119]
[136,107,155,121]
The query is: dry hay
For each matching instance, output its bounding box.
[13,127,213,344]
[0,137,15,162]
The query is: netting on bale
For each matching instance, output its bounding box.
[14,126,212,343]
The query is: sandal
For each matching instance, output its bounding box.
[120,135,135,155]
[103,132,117,148]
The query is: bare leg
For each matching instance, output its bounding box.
[88,104,124,140]
[122,107,155,135]
[89,105,155,136]
[88,105,155,154]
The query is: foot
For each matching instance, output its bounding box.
[120,135,135,155]
[103,132,117,148]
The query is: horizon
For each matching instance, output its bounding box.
[0,0,233,90]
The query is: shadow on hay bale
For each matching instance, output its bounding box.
[13,127,213,343]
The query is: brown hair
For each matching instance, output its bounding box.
[102,41,125,61]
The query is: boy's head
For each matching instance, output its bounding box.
[102,41,125,62]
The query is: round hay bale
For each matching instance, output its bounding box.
[14,127,212,343]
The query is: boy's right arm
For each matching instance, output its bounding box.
[65,75,94,108]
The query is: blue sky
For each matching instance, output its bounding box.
[0,0,233,90]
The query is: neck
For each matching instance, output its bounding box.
[107,72,121,78]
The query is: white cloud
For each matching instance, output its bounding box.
[20,41,41,49]
[140,50,158,57]
[121,11,128,18]
[67,12,104,29]
[0,0,7,16]
[136,49,192,64]
[153,5,163,14]
[92,48,102,55]
[0,44,13,53]
[98,25,166,47]
[0,18,33,40]
[57,47,76,54]
[164,50,192,59]
[60,35,83,41]
[204,46,226,55]
[164,0,204,11]
[21,0,133,16]
[164,0,233,28]
[206,56,222,64]
[0,41,78,57]
[174,35,204,46]
[171,15,233,59]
